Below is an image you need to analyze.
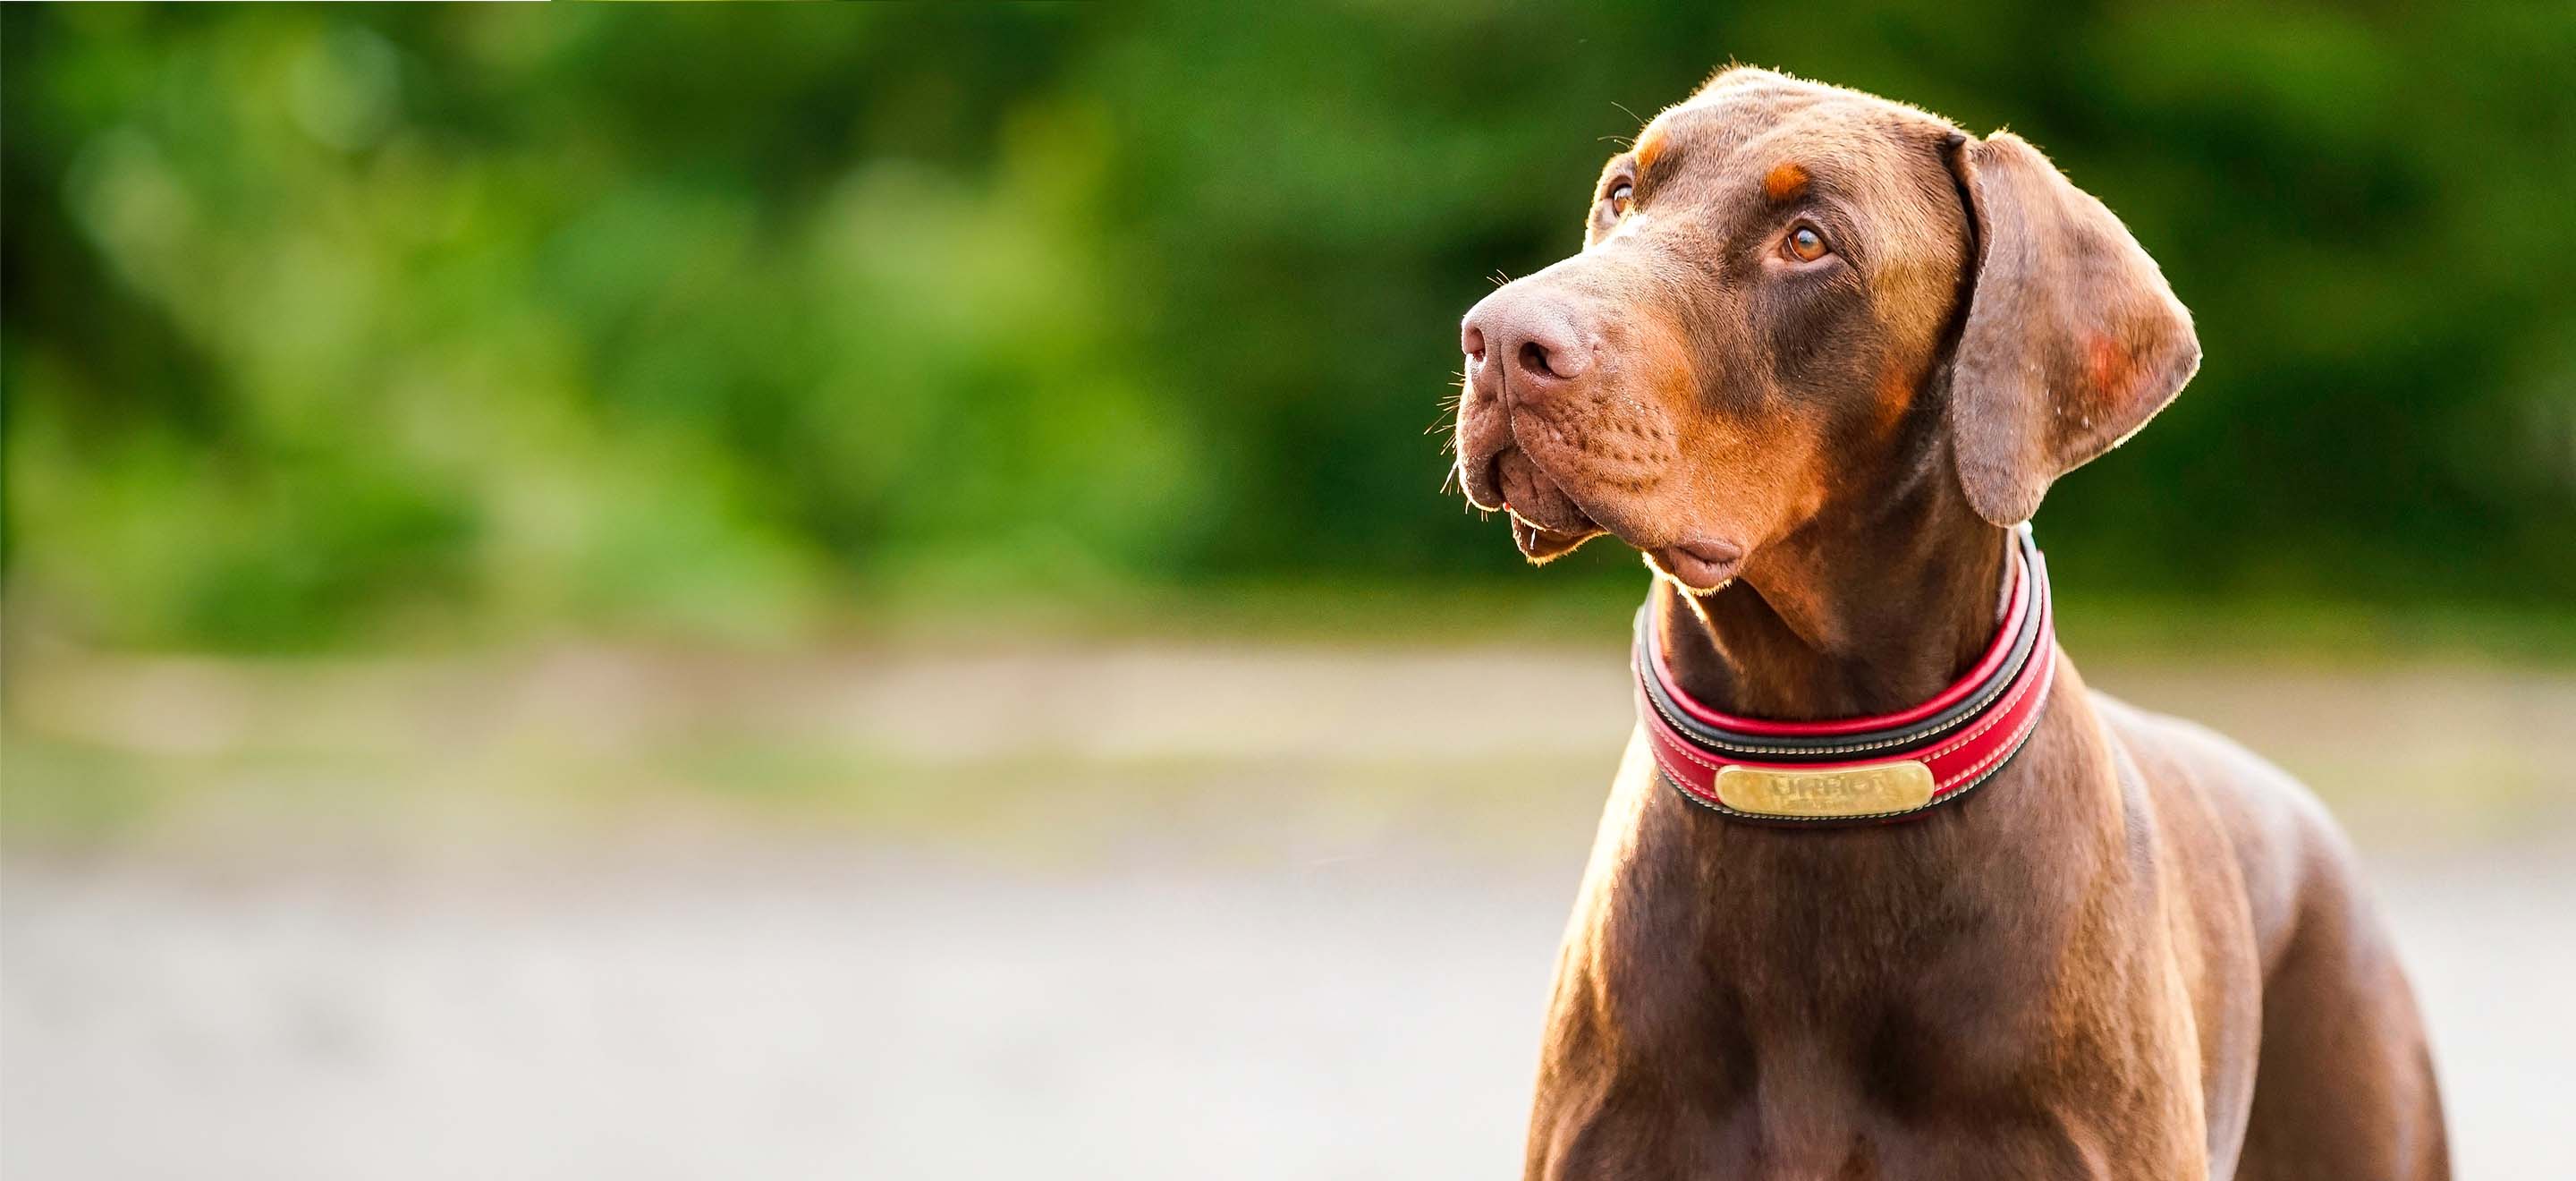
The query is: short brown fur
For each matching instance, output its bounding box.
[1451,68,2447,1180]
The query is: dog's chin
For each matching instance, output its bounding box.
[1644,540,1749,594]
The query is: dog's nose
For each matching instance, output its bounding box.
[1462,290,1593,397]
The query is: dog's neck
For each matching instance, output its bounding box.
[1654,485,2010,722]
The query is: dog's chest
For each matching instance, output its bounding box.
[1538,776,2180,1175]
[1544,853,2133,1177]
[1612,835,2060,1081]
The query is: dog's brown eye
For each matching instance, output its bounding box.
[1785,225,1830,262]
[1607,183,1634,217]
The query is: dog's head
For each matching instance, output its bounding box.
[1453,68,2198,591]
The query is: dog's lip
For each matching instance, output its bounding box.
[1649,538,1747,592]
[1509,512,1598,560]
[1483,444,1603,558]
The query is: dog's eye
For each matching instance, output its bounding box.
[1784,225,1831,262]
[1606,183,1634,217]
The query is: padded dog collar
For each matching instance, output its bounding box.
[1635,525,2055,824]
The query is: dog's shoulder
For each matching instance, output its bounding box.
[2087,688,2368,970]
[2088,690,2325,821]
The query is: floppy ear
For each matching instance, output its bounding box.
[1942,131,2200,526]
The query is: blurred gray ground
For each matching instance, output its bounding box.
[4,642,2572,1178]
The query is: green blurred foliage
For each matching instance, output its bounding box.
[4,4,2571,650]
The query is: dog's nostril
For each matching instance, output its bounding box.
[1517,339,1559,380]
[1464,295,1591,385]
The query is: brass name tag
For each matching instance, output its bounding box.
[1715,760,1936,818]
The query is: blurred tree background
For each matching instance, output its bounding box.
[5,4,2572,652]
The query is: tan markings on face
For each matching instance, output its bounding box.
[1762,161,1810,202]
[1634,125,1669,172]
[1871,363,1920,440]
[1632,310,1828,548]
[1625,324,1698,495]
[1530,310,1690,505]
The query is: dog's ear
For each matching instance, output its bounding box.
[1941,131,2200,526]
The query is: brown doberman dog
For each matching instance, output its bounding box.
[1452,69,2448,1180]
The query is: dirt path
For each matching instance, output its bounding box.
[4,845,2567,1180]
[5,643,2570,1177]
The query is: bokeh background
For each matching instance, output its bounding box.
[4,5,2571,1179]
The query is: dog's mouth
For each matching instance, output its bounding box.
[1462,445,1749,588]
[1511,513,1596,562]
[1466,446,1604,562]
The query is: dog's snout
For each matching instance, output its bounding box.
[1455,284,1608,518]
[1462,289,1594,399]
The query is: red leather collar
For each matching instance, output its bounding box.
[1635,527,2056,824]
